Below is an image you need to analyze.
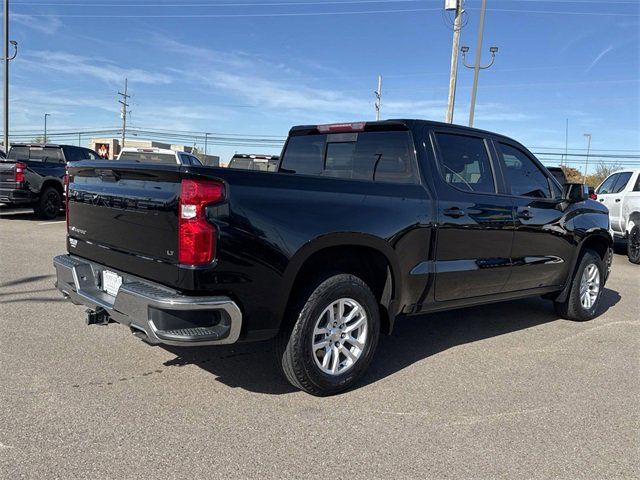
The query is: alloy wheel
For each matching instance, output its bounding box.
[311,298,368,376]
[579,263,600,310]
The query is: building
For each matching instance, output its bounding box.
[89,137,220,166]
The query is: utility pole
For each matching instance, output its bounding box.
[460,0,497,128]
[583,133,592,183]
[43,113,50,143]
[374,75,382,121]
[204,132,209,157]
[3,0,18,153]
[445,0,463,124]
[118,78,130,153]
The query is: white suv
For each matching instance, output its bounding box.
[117,148,203,166]
[595,169,640,263]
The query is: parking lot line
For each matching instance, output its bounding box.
[38,221,66,225]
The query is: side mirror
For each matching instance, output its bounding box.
[564,183,589,202]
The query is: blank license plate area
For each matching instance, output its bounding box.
[102,270,123,297]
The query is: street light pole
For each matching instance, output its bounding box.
[3,0,19,152]
[583,133,592,183]
[445,0,463,124]
[204,132,208,157]
[44,113,50,143]
[460,0,497,128]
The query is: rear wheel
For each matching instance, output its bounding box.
[278,273,380,396]
[554,249,605,321]
[627,224,640,264]
[34,186,62,220]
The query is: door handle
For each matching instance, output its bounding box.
[615,198,621,203]
[517,210,533,220]
[443,207,465,218]
[599,199,605,202]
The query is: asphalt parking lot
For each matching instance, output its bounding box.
[0,209,638,479]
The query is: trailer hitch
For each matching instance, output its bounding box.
[85,307,111,326]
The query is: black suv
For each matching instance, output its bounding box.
[0,143,100,219]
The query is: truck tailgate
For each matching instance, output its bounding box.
[0,160,16,183]
[68,162,182,283]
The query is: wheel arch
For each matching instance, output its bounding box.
[280,234,401,335]
[40,178,64,196]
[554,231,612,303]
[626,211,640,234]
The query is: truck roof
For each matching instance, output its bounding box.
[289,119,518,143]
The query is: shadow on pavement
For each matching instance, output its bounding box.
[160,288,621,396]
[0,274,54,288]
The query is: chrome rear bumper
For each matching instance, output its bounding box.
[53,254,242,346]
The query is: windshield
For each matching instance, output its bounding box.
[117,152,177,164]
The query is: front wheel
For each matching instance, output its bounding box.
[627,224,640,264]
[278,273,380,396]
[554,249,605,321]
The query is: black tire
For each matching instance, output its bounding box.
[278,273,380,396]
[34,186,62,220]
[627,224,640,264]
[554,249,605,321]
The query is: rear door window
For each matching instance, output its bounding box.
[597,174,618,194]
[434,133,496,193]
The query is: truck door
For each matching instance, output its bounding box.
[430,131,515,302]
[607,171,633,232]
[495,141,573,291]
[595,173,621,235]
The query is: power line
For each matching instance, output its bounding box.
[10,7,442,17]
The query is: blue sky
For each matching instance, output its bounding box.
[7,0,640,165]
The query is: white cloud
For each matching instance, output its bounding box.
[586,45,614,72]
[21,51,173,87]
[13,14,62,35]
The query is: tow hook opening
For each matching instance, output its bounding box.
[85,307,111,326]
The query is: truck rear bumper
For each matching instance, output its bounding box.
[53,254,242,347]
[0,185,33,205]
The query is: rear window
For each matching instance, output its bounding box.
[279,131,418,184]
[117,152,177,164]
[228,157,279,172]
[9,146,64,163]
[228,157,253,170]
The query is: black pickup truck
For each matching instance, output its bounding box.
[54,120,612,395]
[0,143,100,219]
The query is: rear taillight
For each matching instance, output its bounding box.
[178,179,225,265]
[64,167,69,232]
[15,161,26,183]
